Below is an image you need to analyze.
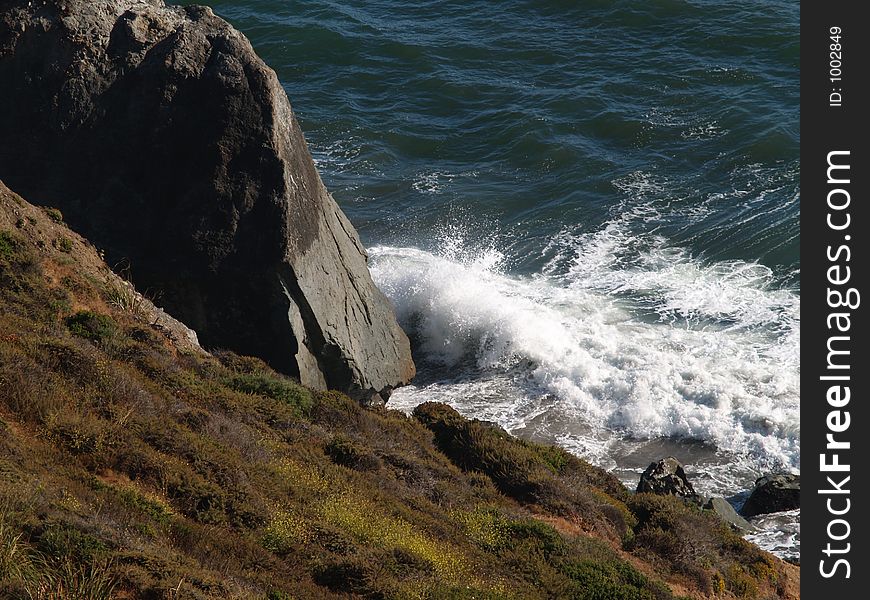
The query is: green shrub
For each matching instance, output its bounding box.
[308,389,365,431]
[413,402,634,547]
[262,511,312,554]
[724,564,759,598]
[100,481,174,525]
[504,518,566,557]
[453,507,567,564]
[590,489,637,542]
[563,559,672,600]
[0,231,19,262]
[318,494,467,581]
[47,411,113,456]
[325,435,381,471]
[36,525,108,563]
[414,402,550,501]
[452,507,510,551]
[0,230,43,308]
[313,558,372,595]
[43,207,64,223]
[529,443,571,474]
[213,350,269,374]
[165,470,227,524]
[65,311,117,343]
[224,371,313,417]
[413,401,467,430]
[54,237,73,253]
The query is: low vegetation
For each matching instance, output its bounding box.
[0,185,798,598]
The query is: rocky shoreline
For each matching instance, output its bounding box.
[636,457,800,548]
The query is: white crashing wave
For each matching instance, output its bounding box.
[368,217,799,481]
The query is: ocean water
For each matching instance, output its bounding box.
[176,0,799,560]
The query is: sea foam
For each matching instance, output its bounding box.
[369,214,799,482]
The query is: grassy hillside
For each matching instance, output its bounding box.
[0,180,798,599]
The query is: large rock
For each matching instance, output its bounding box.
[637,457,699,500]
[0,0,414,402]
[703,497,756,533]
[741,474,800,517]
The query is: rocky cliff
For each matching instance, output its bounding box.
[0,0,414,402]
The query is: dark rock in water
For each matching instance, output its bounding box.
[703,497,757,533]
[0,0,414,402]
[741,474,800,517]
[637,457,699,500]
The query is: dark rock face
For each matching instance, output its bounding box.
[741,474,800,517]
[637,457,699,500]
[0,0,414,401]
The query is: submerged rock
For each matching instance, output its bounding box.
[637,457,699,500]
[741,474,800,517]
[0,0,414,402]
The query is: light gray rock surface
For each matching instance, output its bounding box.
[0,0,415,402]
[703,497,757,533]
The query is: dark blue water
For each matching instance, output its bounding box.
[184,0,798,274]
[177,0,800,559]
